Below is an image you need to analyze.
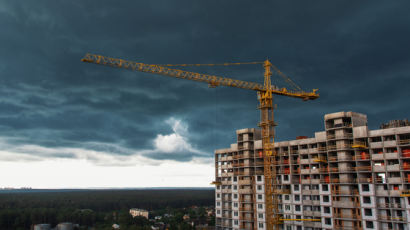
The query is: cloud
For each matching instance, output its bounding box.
[154,118,203,154]
[0,0,409,170]
[0,117,211,166]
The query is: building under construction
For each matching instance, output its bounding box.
[214,111,410,230]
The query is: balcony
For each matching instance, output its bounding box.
[354,165,371,172]
[333,189,359,196]
[357,177,372,183]
[369,142,383,149]
[376,190,389,196]
[318,146,327,152]
[385,152,399,159]
[333,201,359,208]
[327,145,337,150]
[221,172,234,177]
[399,139,410,145]
[390,190,402,196]
[378,215,406,222]
[238,189,253,194]
[387,177,402,184]
[302,200,312,205]
[329,167,339,173]
[371,153,384,160]
[221,180,231,185]
[327,134,335,139]
[353,153,370,160]
[240,198,254,203]
[377,203,403,209]
[328,156,338,162]
[309,148,318,153]
[373,165,385,172]
[303,210,313,216]
[300,159,310,164]
[238,179,252,185]
[301,169,310,174]
[336,133,353,139]
[303,221,322,228]
[299,149,309,154]
[384,140,397,147]
[239,206,253,212]
[334,214,359,219]
[311,179,321,184]
[387,164,400,171]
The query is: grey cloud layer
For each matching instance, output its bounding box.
[0,0,409,163]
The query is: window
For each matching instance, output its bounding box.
[217,202,220,206]
[324,207,330,213]
[233,185,237,190]
[258,194,263,200]
[284,175,289,180]
[234,194,238,199]
[257,176,262,181]
[258,185,262,190]
[234,220,238,225]
[295,205,300,211]
[294,195,300,201]
[258,222,264,228]
[286,226,291,230]
[362,184,370,192]
[364,209,372,216]
[217,210,220,214]
[323,195,329,202]
[234,202,238,207]
[366,221,374,228]
[294,185,299,191]
[258,204,263,209]
[234,211,238,216]
[258,213,263,219]
[325,218,331,225]
[363,196,371,204]
[233,176,237,182]
[217,193,220,198]
[285,195,290,200]
[297,226,302,230]
[285,205,290,210]
[322,184,328,191]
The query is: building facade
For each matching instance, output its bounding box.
[129,208,149,219]
[214,111,410,230]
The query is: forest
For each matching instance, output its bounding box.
[0,189,215,230]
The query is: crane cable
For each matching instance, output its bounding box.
[155,61,303,91]
[155,61,264,67]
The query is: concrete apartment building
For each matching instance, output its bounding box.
[214,111,410,230]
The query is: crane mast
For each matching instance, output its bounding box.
[82,53,319,229]
[258,60,279,229]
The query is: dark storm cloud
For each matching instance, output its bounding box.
[0,0,409,163]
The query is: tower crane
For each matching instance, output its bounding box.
[81,53,319,229]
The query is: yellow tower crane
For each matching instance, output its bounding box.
[81,53,319,230]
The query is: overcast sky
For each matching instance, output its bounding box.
[0,1,409,188]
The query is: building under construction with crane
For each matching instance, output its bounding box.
[81,53,409,230]
[214,112,410,230]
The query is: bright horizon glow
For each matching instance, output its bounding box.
[0,159,214,189]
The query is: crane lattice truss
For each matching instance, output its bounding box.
[82,53,319,230]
